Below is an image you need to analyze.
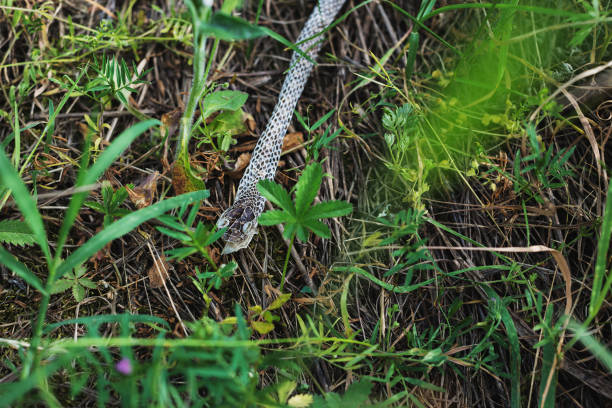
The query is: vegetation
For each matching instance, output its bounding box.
[0,0,610,406]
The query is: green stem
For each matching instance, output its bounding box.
[21,274,54,379]
[280,233,295,292]
[175,22,218,163]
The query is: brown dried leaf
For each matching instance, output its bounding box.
[244,112,256,132]
[282,132,304,152]
[226,153,251,176]
[148,256,170,289]
[127,172,161,208]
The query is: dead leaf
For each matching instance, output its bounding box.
[288,394,314,408]
[127,172,161,208]
[244,111,256,132]
[148,256,170,288]
[226,153,251,176]
[282,132,304,151]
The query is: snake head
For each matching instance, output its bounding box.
[216,204,258,254]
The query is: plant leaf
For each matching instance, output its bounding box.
[305,200,353,220]
[198,12,266,41]
[56,119,160,256]
[57,190,209,279]
[0,245,46,294]
[294,163,322,216]
[201,90,248,119]
[79,278,97,289]
[156,226,192,242]
[50,279,73,294]
[268,293,291,310]
[251,321,274,335]
[258,210,292,226]
[0,149,50,261]
[0,219,35,246]
[304,219,330,238]
[257,180,296,216]
[72,284,85,302]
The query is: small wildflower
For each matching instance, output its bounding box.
[116,358,132,375]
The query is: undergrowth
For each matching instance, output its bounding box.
[0,0,611,407]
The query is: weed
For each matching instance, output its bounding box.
[156,199,223,266]
[295,109,342,161]
[50,263,97,303]
[258,162,352,290]
[84,180,132,228]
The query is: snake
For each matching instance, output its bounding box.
[216,0,347,254]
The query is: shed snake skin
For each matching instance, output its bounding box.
[216,0,346,254]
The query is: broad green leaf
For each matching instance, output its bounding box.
[288,394,313,407]
[209,109,245,135]
[295,225,309,242]
[157,215,186,231]
[198,12,266,41]
[304,219,330,238]
[306,200,352,220]
[257,180,296,215]
[251,321,274,335]
[167,247,198,260]
[283,224,297,241]
[295,163,322,216]
[218,262,237,277]
[0,245,46,294]
[0,148,50,261]
[277,380,297,405]
[57,190,209,279]
[0,219,35,246]
[258,210,292,226]
[201,90,248,119]
[268,293,291,310]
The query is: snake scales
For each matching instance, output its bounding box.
[216,0,347,254]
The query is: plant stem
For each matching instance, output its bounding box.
[280,233,295,292]
[21,272,54,379]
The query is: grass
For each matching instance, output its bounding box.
[1,0,611,406]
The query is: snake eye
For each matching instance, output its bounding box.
[242,221,254,234]
[217,218,229,228]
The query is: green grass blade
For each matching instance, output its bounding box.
[483,286,521,408]
[0,148,50,262]
[0,245,46,294]
[44,313,169,334]
[589,177,612,317]
[569,320,612,372]
[55,119,160,257]
[56,189,208,279]
[19,68,87,177]
[538,308,557,408]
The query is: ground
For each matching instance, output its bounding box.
[0,0,611,407]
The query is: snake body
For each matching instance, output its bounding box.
[217,0,346,254]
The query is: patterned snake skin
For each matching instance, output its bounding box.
[216,0,347,254]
